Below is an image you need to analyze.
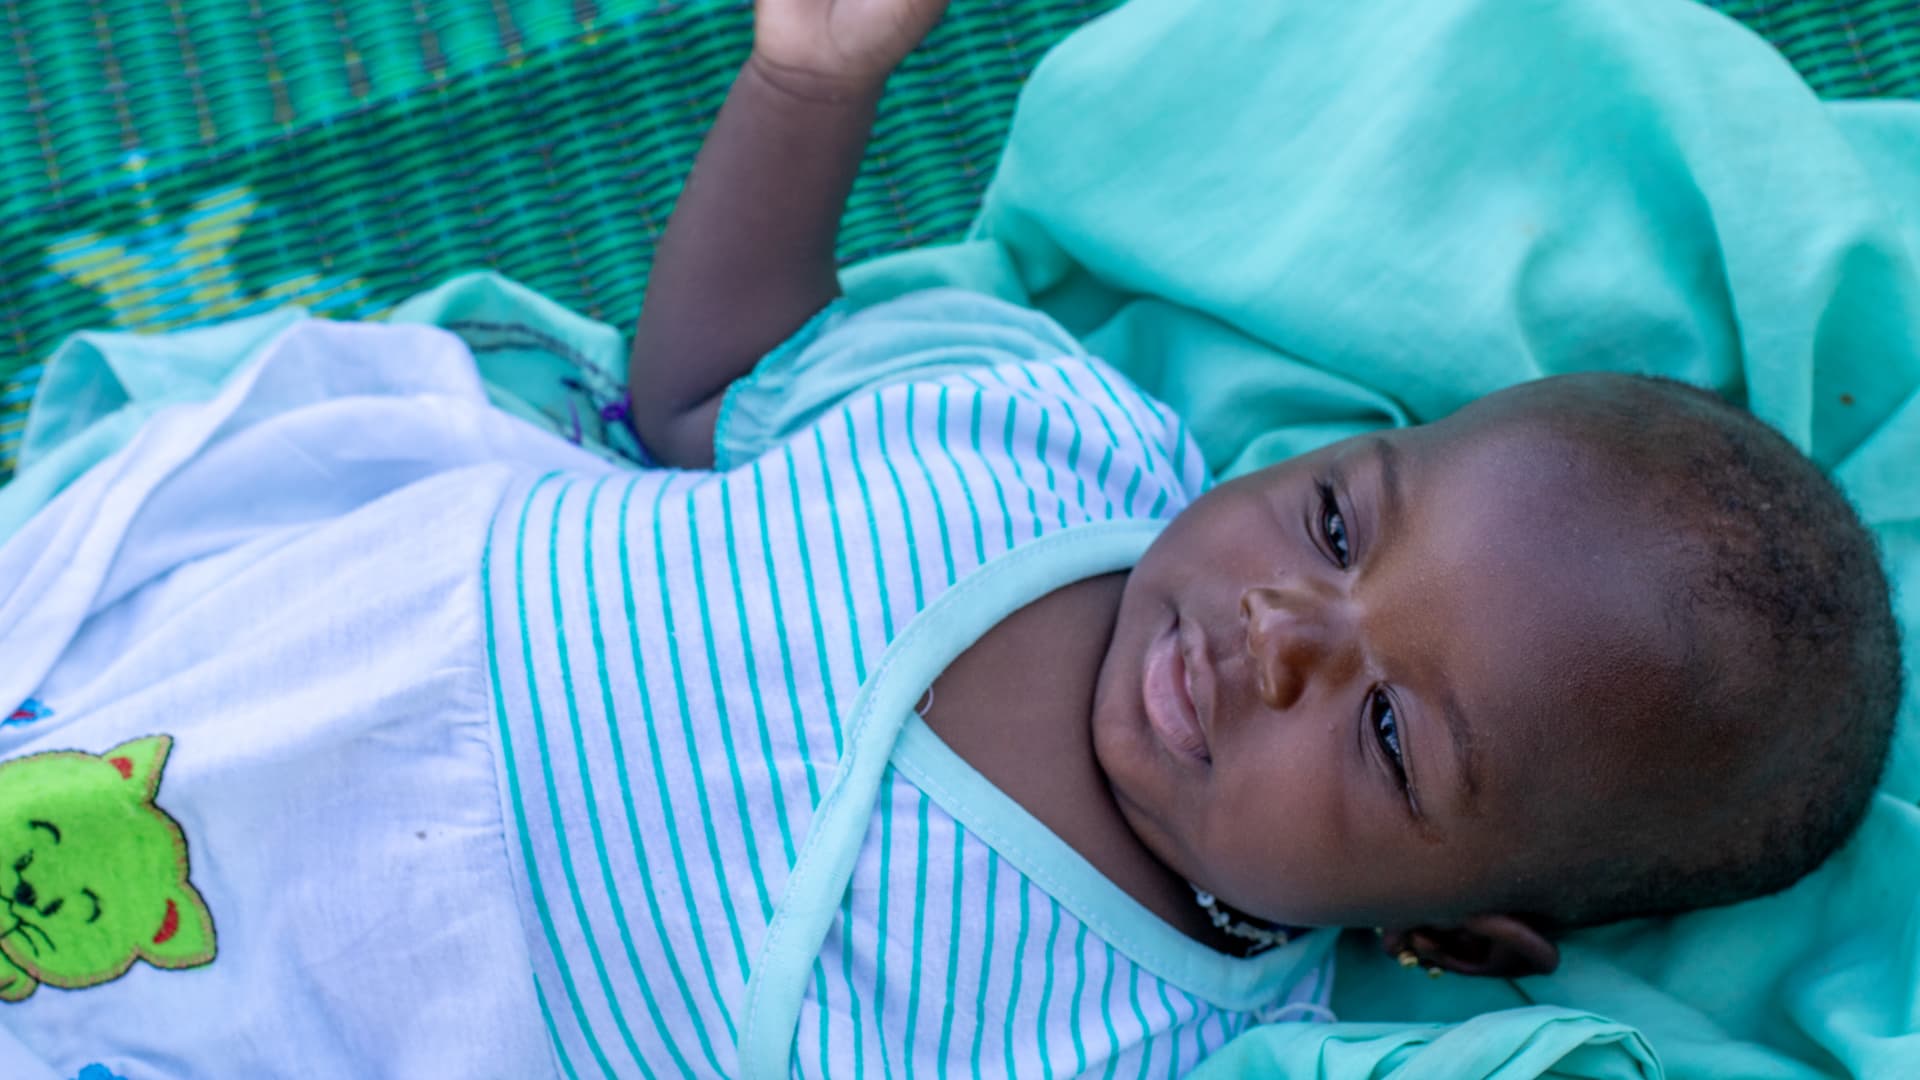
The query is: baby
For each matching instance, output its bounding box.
[0,0,1902,1077]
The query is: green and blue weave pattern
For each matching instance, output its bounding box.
[0,0,1915,477]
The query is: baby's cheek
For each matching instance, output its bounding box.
[1190,793,1282,883]
[1208,772,1339,893]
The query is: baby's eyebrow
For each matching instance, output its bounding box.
[1369,437,1405,538]
[1440,688,1479,807]
[26,820,60,844]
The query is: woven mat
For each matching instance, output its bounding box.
[1,0,1915,478]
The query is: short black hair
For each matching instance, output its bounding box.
[1510,374,1903,930]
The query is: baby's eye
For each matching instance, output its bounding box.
[1371,690,1406,783]
[1317,482,1351,568]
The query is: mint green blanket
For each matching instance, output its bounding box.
[4,0,1915,1075]
[833,0,1920,1076]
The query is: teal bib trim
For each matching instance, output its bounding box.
[894,718,1336,1011]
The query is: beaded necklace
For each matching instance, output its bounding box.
[1191,885,1303,956]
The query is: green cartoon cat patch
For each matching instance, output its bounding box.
[0,735,215,1002]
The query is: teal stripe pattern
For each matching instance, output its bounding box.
[532,979,582,1080]
[631,478,742,1050]
[1037,896,1062,1067]
[903,791,935,1075]
[608,478,728,1075]
[479,307,1313,1073]
[936,820,968,1074]
[649,477,755,1026]
[1004,877,1034,1078]
[580,477,697,1077]
[1069,922,1092,1075]
[969,856,1003,1077]
[1155,979,1183,1077]
[543,477,655,1075]
[690,475,778,926]
[1097,943,1126,1080]
[874,771,898,1076]
[491,473,617,1076]
[754,458,825,811]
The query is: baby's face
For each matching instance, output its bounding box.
[1092,383,1690,930]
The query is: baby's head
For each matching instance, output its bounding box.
[1091,372,1902,975]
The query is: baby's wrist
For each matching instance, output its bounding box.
[744,50,890,108]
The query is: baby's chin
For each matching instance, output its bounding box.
[1097,751,1233,902]
[1089,716,1182,846]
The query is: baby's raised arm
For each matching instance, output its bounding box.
[627,0,950,468]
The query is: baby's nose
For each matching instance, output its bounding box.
[1241,584,1358,709]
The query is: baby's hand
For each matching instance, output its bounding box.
[751,0,950,101]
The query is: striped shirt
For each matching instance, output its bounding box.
[482,290,1336,1078]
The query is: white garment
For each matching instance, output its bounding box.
[0,321,606,1079]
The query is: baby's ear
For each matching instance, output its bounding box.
[1383,914,1559,978]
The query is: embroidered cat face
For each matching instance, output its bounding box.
[0,735,215,1002]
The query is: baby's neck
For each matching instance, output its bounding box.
[919,572,1231,949]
